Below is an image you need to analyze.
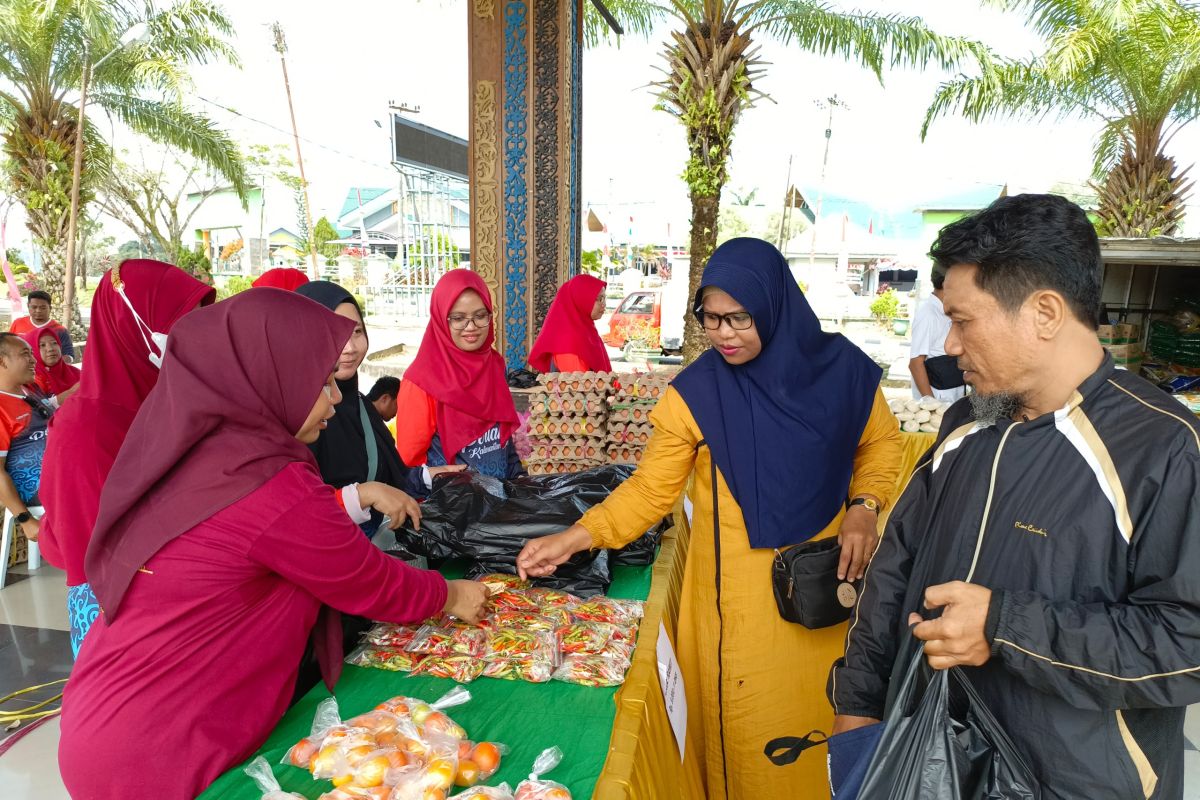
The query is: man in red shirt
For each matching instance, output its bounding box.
[10,289,74,361]
[0,332,53,541]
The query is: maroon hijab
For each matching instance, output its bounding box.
[86,288,354,620]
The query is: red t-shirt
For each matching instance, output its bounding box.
[0,389,50,503]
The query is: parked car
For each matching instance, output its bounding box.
[603,281,687,359]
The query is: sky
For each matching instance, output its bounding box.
[8,0,1200,251]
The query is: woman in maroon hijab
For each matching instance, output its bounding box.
[38,259,215,657]
[58,289,488,800]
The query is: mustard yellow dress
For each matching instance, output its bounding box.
[580,385,901,799]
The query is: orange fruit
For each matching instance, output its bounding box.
[471,742,501,775]
[455,759,481,788]
[344,744,374,768]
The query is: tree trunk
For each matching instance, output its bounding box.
[1095,151,1193,237]
[682,191,721,364]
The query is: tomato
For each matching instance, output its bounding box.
[545,789,571,800]
[375,731,400,749]
[332,772,354,788]
[344,744,374,768]
[457,740,473,761]
[354,755,391,788]
[455,759,481,787]
[425,757,456,791]
[471,742,501,775]
[311,744,341,776]
[422,789,447,800]
[287,738,318,767]
[386,749,409,770]
[410,703,433,726]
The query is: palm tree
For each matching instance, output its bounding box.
[922,0,1200,238]
[0,0,247,323]
[649,0,985,362]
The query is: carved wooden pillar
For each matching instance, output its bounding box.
[469,0,582,369]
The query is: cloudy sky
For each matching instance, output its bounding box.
[10,0,1199,251]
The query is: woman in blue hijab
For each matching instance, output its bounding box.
[517,238,902,798]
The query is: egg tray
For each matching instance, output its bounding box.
[527,460,607,475]
[538,371,617,394]
[529,440,606,462]
[528,415,607,438]
[606,445,646,465]
[607,423,653,445]
[530,393,609,417]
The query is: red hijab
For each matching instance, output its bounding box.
[527,275,611,373]
[23,326,80,395]
[404,269,519,463]
[87,289,354,619]
[38,260,215,587]
[252,267,310,291]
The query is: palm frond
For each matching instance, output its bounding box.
[584,0,670,46]
[1091,119,1130,178]
[88,93,247,201]
[744,1,989,78]
[921,58,1082,139]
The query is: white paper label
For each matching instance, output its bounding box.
[656,621,687,761]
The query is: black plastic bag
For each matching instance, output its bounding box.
[857,638,1040,800]
[389,466,665,596]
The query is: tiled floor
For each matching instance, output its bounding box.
[5,562,1200,799]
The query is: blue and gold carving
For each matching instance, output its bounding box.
[503,0,530,368]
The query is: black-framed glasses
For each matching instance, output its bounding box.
[448,310,492,330]
[696,310,754,331]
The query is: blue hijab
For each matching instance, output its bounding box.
[672,238,881,549]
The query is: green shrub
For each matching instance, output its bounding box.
[870,289,900,323]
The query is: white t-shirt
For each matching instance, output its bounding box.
[910,293,966,402]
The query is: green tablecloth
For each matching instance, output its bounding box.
[199,563,655,800]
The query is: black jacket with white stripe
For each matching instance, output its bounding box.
[829,354,1200,800]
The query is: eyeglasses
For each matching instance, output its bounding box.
[697,310,754,331]
[448,310,492,330]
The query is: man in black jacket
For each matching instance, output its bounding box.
[829,193,1200,799]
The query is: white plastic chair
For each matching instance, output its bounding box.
[0,505,43,590]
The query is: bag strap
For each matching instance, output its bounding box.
[358,396,379,483]
[763,730,829,766]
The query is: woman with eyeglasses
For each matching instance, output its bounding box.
[395,269,522,494]
[59,289,488,800]
[517,238,902,798]
[527,274,612,373]
[38,259,216,658]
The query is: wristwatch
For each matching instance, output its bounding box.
[849,497,880,514]
[15,510,32,524]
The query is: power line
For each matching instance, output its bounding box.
[194,95,395,172]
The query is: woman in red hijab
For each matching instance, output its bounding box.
[22,326,81,404]
[528,274,611,373]
[396,269,522,494]
[59,289,488,800]
[252,266,310,291]
[38,259,215,658]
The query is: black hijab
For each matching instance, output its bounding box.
[294,281,410,492]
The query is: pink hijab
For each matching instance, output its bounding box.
[527,274,611,373]
[403,270,519,463]
[23,326,81,395]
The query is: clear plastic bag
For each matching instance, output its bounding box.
[282,697,345,769]
[484,629,558,662]
[514,747,572,800]
[244,755,305,799]
[346,643,428,673]
[568,597,643,625]
[552,654,630,687]
[410,653,485,683]
[481,654,557,683]
[456,783,515,800]
[406,623,487,658]
[556,621,616,655]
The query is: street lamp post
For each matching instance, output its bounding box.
[62,22,150,330]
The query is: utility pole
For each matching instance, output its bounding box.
[808,94,849,270]
[272,22,319,279]
[777,154,793,250]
